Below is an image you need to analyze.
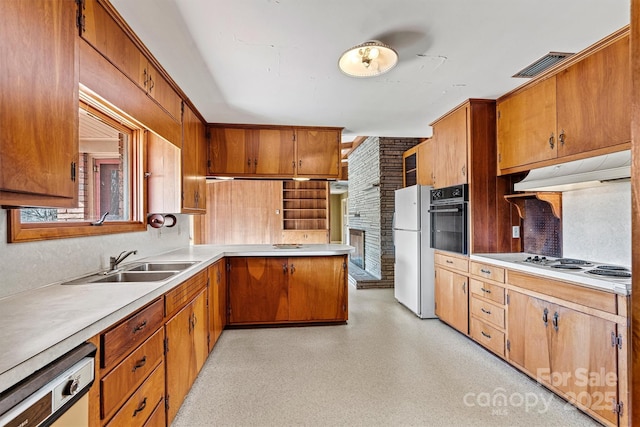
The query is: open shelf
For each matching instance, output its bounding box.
[282,181,329,230]
[504,192,562,219]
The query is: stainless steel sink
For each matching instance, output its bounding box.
[125,261,197,272]
[63,270,179,285]
[92,271,176,283]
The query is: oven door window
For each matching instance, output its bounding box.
[430,204,467,254]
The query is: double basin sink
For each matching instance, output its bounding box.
[63,261,199,285]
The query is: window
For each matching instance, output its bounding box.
[8,95,146,242]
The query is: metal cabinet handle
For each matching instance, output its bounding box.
[254,159,258,167]
[542,308,549,326]
[247,158,252,166]
[298,159,302,168]
[133,320,147,333]
[132,356,147,372]
[481,307,491,315]
[462,282,466,294]
[461,165,466,176]
[559,129,566,145]
[446,260,453,264]
[480,269,491,275]
[548,133,555,149]
[480,287,492,294]
[481,331,491,339]
[133,397,147,417]
[552,312,559,331]
[290,264,296,274]
[282,263,288,274]
[292,161,296,169]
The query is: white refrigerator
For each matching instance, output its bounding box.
[393,185,435,318]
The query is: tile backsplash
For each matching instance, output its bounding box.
[0,209,191,299]
[562,180,631,266]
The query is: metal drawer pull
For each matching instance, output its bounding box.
[446,260,453,264]
[480,287,492,294]
[542,308,549,326]
[481,331,491,339]
[132,356,147,372]
[481,308,491,315]
[133,320,147,333]
[480,268,491,274]
[133,397,147,417]
[553,312,559,331]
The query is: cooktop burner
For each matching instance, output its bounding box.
[596,265,629,271]
[585,269,632,278]
[550,264,583,270]
[556,258,593,266]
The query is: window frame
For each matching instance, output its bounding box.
[7,94,147,243]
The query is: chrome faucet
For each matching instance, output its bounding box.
[109,250,138,272]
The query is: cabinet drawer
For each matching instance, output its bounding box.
[470,262,505,283]
[165,270,208,318]
[470,317,505,357]
[101,328,164,420]
[102,299,164,369]
[470,295,505,329]
[469,279,505,305]
[434,252,469,273]
[106,361,165,427]
[142,399,166,427]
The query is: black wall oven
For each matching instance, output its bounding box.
[429,184,469,255]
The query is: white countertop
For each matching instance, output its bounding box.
[470,252,631,296]
[0,244,353,394]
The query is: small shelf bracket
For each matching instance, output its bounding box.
[504,192,562,220]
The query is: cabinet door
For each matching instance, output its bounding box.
[416,140,434,186]
[209,128,251,175]
[144,62,182,123]
[295,129,340,177]
[0,0,78,206]
[208,259,227,351]
[497,77,557,173]
[182,104,207,213]
[228,257,289,323]
[432,105,468,188]
[547,305,618,425]
[288,256,347,321]
[506,291,551,375]
[556,36,630,157]
[435,267,468,333]
[252,129,295,175]
[165,290,208,425]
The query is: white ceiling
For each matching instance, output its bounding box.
[109,0,630,142]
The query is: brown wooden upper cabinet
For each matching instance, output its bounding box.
[80,0,182,123]
[430,99,496,189]
[497,29,630,175]
[182,104,207,213]
[431,105,469,188]
[208,125,342,179]
[417,139,434,186]
[0,0,79,208]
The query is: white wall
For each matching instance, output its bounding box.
[0,209,191,299]
[562,180,631,266]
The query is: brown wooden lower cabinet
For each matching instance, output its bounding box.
[228,255,348,325]
[208,258,227,352]
[507,290,618,426]
[165,289,208,425]
[434,252,470,334]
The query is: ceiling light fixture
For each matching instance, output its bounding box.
[338,40,398,78]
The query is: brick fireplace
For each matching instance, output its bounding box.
[346,136,422,288]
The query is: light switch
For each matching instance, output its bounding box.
[512,226,520,239]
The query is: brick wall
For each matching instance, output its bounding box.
[347,136,421,287]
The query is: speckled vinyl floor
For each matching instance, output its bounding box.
[172,286,600,427]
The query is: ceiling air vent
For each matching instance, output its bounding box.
[512,52,574,78]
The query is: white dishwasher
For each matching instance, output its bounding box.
[0,342,96,427]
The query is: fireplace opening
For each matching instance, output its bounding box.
[350,229,365,269]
